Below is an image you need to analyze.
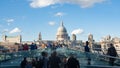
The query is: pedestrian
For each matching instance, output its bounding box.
[25,58,32,68]
[20,57,27,68]
[107,43,118,66]
[84,41,91,65]
[36,51,48,68]
[66,54,80,68]
[48,51,61,68]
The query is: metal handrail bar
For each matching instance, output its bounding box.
[92,48,120,51]
[69,46,120,60]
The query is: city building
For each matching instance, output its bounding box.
[38,32,42,41]
[100,35,120,54]
[2,35,22,43]
[71,34,76,41]
[88,34,94,50]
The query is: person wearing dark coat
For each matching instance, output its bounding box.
[48,51,61,68]
[107,43,118,66]
[20,57,27,68]
[66,54,80,68]
[84,41,91,65]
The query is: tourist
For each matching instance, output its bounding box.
[34,43,37,49]
[32,58,37,68]
[25,58,32,68]
[42,51,49,68]
[66,54,80,68]
[23,43,29,51]
[30,43,37,50]
[48,51,61,68]
[84,41,91,65]
[36,51,48,68]
[107,43,118,66]
[47,43,52,48]
[41,43,46,49]
[18,44,23,51]
[20,57,27,68]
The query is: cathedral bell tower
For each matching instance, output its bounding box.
[38,32,42,41]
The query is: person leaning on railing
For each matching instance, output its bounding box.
[107,43,119,66]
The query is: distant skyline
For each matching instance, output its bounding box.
[0,0,120,41]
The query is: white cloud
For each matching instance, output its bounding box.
[6,19,14,23]
[9,27,21,34]
[71,28,84,35]
[48,21,56,26]
[5,18,14,25]
[51,5,59,9]
[30,0,106,8]
[2,29,9,33]
[55,12,64,17]
[3,29,9,32]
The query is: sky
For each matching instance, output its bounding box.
[0,0,120,42]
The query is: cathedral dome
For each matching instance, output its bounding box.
[57,26,67,33]
[56,21,69,41]
[56,22,67,35]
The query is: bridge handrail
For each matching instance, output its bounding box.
[69,46,120,60]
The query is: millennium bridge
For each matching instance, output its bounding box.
[0,45,120,68]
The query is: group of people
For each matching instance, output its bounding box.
[18,42,68,51]
[20,41,118,68]
[20,51,80,68]
[18,43,37,51]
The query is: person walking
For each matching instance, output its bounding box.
[48,51,61,68]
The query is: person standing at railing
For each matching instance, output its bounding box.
[107,43,118,66]
[84,41,91,65]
